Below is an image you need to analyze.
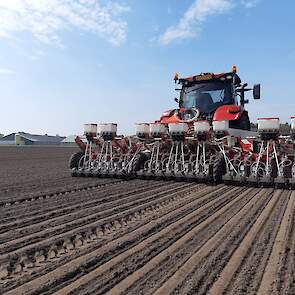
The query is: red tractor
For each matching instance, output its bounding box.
[70,66,295,189]
[158,66,260,130]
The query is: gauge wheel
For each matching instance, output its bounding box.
[69,151,84,169]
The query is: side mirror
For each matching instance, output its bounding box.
[174,98,179,103]
[253,84,261,100]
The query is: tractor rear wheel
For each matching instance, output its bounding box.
[212,153,226,183]
[69,151,84,169]
[229,111,250,131]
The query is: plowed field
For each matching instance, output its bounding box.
[0,147,294,295]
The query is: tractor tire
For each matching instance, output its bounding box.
[69,151,84,169]
[212,153,226,183]
[229,111,251,131]
[131,152,149,173]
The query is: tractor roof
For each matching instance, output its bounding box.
[178,72,241,86]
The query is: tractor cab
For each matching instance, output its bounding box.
[178,72,240,121]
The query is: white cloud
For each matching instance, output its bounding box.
[159,0,233,45]
[241,0,260,8]
[0,68,15,75]
[0,0,130,47]
[30,49,46,60]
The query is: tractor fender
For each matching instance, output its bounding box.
[160,109,175,118]
[158,108,200,124]
[213,105,243,122]
[158,109,182,124]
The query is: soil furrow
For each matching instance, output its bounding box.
[3,185,228,295]
[1,184,216,292]
[275,191,295,295]
[0,179,126,208]
[257,191,295,295]
[205,189,283,295]
[152,188,272,295]
[121,187,271,295]
[0,180,155,225]
[2,147,295,295]
[51,186,244,295]
[104,187,260,295]
[0,182,192,255]
[0,181,180,241]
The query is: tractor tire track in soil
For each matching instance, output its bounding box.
[1,147,295,295]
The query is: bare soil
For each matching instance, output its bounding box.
[0,147,294,295]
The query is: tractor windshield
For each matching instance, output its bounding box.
[181,81,234,114]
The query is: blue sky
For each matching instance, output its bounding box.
[0,0,294,136]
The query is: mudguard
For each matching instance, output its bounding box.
[213,105,242,122]
[158,109,181,124]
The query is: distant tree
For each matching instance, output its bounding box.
[0,133,3,139]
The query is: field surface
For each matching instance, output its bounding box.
[0,146,295,295]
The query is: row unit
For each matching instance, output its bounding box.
[84,117,295,138]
